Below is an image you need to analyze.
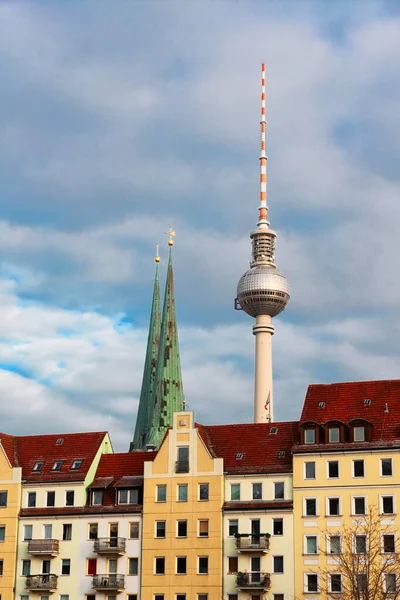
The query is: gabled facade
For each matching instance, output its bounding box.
[141,411,224,600]
[293,380,400,600]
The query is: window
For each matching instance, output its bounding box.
[358,574,367,592]
[353,459,365,477]
[252,483,262,499]
[304,498,317,516]
[382,496,394,514]
[176,595,186,600]
[87,558,97,575]
[0,526,4,541]
[329,428,340,443]
[228,519,238,536]
[327,497,340,516]
[176,556,187,574]
[128,596,138,600]
[304,429,315,444]
[199,483,209,501]
[230,484,240,501]
[228,596,238,600]
[198,595,208,600]
[157,485,166,502]
[65,491,74,506]
[274,482,284,499]
[199,520,209,537]
[306,574,318,592]
[381,458,393,476]
[32,461,44,472]
[176,446,189,472]
[385,573,397,593]
[52,460,63,471]
[155,596,164,600]
[128,557,138,575]
[329,574,342,593]
[198,556,208,574]
[273,518,283,536]
[92,490,103,506]
[60,596,69,600]
[156,521,166,538]
[0,491,7,508]
[71,459,82,470]
[354,426,365,441]
[355,534,366,554]
[177,484,188,502]
[273,556,284,573]
[118,489,139,505]
[270,427,278,434]
[22,559,31,576]
[328,461,339,478]
[155,557,165,575]
[23,524,33,541]
[305,536,317,554]
[129,522,139,539]
[62,524,72,541]
[27,492,36,507]
[177,520,187,537]
[228,556,238,574]
[88,523,98,540]
[47,491,55,507]
[61,558,71,575]
[353,496,366,515]
[44,524,52,539]
[383,534,395,553]
[329,535,341,554]
[304,462,315,479]
[274,595,284,600]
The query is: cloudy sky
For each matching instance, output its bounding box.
[0,0,399,450]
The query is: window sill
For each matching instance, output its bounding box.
[325,515,342,518]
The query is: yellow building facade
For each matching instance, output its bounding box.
[0,438,22,600]
[141,411,224,600]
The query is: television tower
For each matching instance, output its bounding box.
[235,63,290,424]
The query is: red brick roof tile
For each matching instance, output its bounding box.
[0,432,18,466]
[224,500,293,511]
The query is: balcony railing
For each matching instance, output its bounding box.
[175,460,189,473]
[93,537,126,554]
[25,574,58,591]
[92,574,125,590]
[237,572,271,589]
[236,535,270,552]
[28,539,59,556]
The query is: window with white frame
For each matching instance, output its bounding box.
[155,521,166,538]
[304,461,316,479]
[27,492,36,508]
[118,489,138,504]
[305,573,318,592]
[381,458,393,477]
[381,495,394,515]
[384,573,397,593]
[199,483,209,501]
[353,426,365,441]
[91,490,103,506]
[23,524,32,541]
[230,484,240,501]
[329,427,340,443]
[304,429,315,445]
[329,573,342,593]
[274,482,284,499]
[273,518,283,536]
[327,497,340,516]
[328,461,339,478]
[177,484,188,502]
[252,483,262,500]
[304,498,317,516]
[177,520,187,538]
[156,485,167,502]
[198,556,208,574]
[382,534,395,553]
[354,534,367,554]
[353,459,365,478]
[155,557,165,575]
[305,535,318,554]
[329,535,341,554]
[353,496,366,515]
[228,519,238,536]
[273,556,284,573]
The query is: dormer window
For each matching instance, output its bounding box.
[328,428,340,443]
[304,429,315,445]
[354,426,365,442]
[91,490,103,506]
[71,460,83,471]
[52,460,63,471]
[32,461,44,472]
[118,488,139,505]
[56,438,64,445]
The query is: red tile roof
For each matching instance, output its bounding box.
[20,504,142,517]
[0,431,109,482]
[197,421,299,474]
[298,379,400,450]
[224,500,293,511]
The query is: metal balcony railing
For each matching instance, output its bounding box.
[93,537,126,554]
[236,572,271,589]
[28,539,59,555]
[236,535,270,552]
[25,574,58,591]
[175,460,189,473]
[92,574,125,590]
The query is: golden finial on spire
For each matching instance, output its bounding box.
[155,243,160,263]
[165,225,176,246]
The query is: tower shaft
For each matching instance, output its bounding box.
[253,315,274,423]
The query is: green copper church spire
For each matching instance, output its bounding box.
[130,248,161,450]
[147,229,185,448]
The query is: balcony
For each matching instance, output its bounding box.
[175,460,189,473]
[236,534,270,552]
[28,539,59,556]
[92,574,125,591]
[25,574,58,591]
[237,572,271,590]
[93,537,126,555]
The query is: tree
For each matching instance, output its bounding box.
[319,505,400,600]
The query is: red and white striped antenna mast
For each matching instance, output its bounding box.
[258,62,269,229]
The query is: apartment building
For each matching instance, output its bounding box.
[293,380,400,599]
